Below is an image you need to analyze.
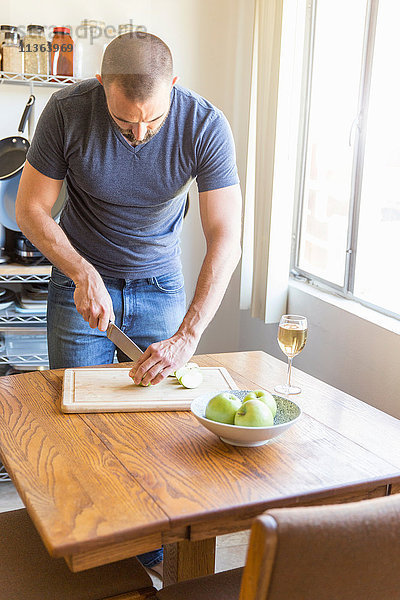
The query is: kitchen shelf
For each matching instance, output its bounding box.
[0,353,48,366]
[0,263,51,283]
[0,266,49,366]
[0,71,80,87]
[0,75,58,368]
[0,307,46,329]
[0,329,48,367]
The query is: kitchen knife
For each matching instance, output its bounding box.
[106,322,143,362]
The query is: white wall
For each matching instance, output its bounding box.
[0,0,254,354]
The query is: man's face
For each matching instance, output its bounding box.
[105,81,171,146]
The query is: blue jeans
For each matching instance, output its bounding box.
[47,265,187,567]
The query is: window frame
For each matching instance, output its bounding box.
[291,0,398,321]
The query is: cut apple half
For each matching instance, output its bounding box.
[179,368,203,389]
[174,363,199,380]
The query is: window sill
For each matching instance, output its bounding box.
[289,278,400,335]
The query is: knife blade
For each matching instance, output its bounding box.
[106,322,143,362]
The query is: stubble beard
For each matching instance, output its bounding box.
[118,109,169,147]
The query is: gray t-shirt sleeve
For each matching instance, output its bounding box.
[196,111,239,193]
[26,94,67,180]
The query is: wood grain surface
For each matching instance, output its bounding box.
[77,408,397,530]
[163,538,216,587]
[43,356,400,538]
[189,482,388,541]
[61,367,237,413]
[0,351,399,580]
[0,371,168,557]
[64,531,162,572]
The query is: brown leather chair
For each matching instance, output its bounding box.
[156,493,400,600]
[0,508,156,600]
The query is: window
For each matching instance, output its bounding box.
[293,0,400,319]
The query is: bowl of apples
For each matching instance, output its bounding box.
[191,389,302,447]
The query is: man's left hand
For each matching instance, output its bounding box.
[129,332,198,386]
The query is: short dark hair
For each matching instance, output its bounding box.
[101,32,173,101]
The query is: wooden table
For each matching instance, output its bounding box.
[0,351,399,587]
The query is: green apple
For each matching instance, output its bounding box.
[128,373,151,387]
[179,369,203,389]
[174,363,203,388]
[205,393,242,424]
[234,400,274,427]
[243,390,277,417]
[174,363,199,380]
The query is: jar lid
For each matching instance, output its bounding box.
[3,31,19,43]
[27,25,45,34]
[0,25,17,31]
[53,26,71,34]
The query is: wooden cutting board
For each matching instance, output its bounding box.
[61,366,238,413]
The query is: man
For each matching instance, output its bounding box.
[16,32,242,572]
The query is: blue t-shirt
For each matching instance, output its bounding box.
[26,79,239,278]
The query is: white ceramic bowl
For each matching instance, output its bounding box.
[191,390,302,447]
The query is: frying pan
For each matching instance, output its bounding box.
[0,95,35,180]
[0,173,67,231]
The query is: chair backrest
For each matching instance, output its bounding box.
[239,493,400,600]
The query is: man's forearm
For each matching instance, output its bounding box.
[177,237,241,342]
[17,207,96,284]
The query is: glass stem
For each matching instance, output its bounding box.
[287,357,293,388]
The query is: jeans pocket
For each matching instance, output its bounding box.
[50,266,76,290]
[152,270,185,294]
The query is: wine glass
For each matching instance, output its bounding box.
[274,315,308,395]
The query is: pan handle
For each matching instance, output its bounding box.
[17,95,35,134]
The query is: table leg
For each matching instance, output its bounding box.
[390,483,400,495]
[163,537,216,587]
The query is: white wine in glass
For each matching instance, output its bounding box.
[275,315,308,395]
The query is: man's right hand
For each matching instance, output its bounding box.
[73,270,115,332]
[15,163,115,333]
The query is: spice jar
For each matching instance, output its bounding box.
[0,25,17,73]
[74,20,106,80]
[24,25,48,79]
[50,26,74,80]
[2,31,23,76]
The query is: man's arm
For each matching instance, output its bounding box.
[130,183,242,385]
[16,162,115,330]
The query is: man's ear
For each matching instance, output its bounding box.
[95,74,103,85]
